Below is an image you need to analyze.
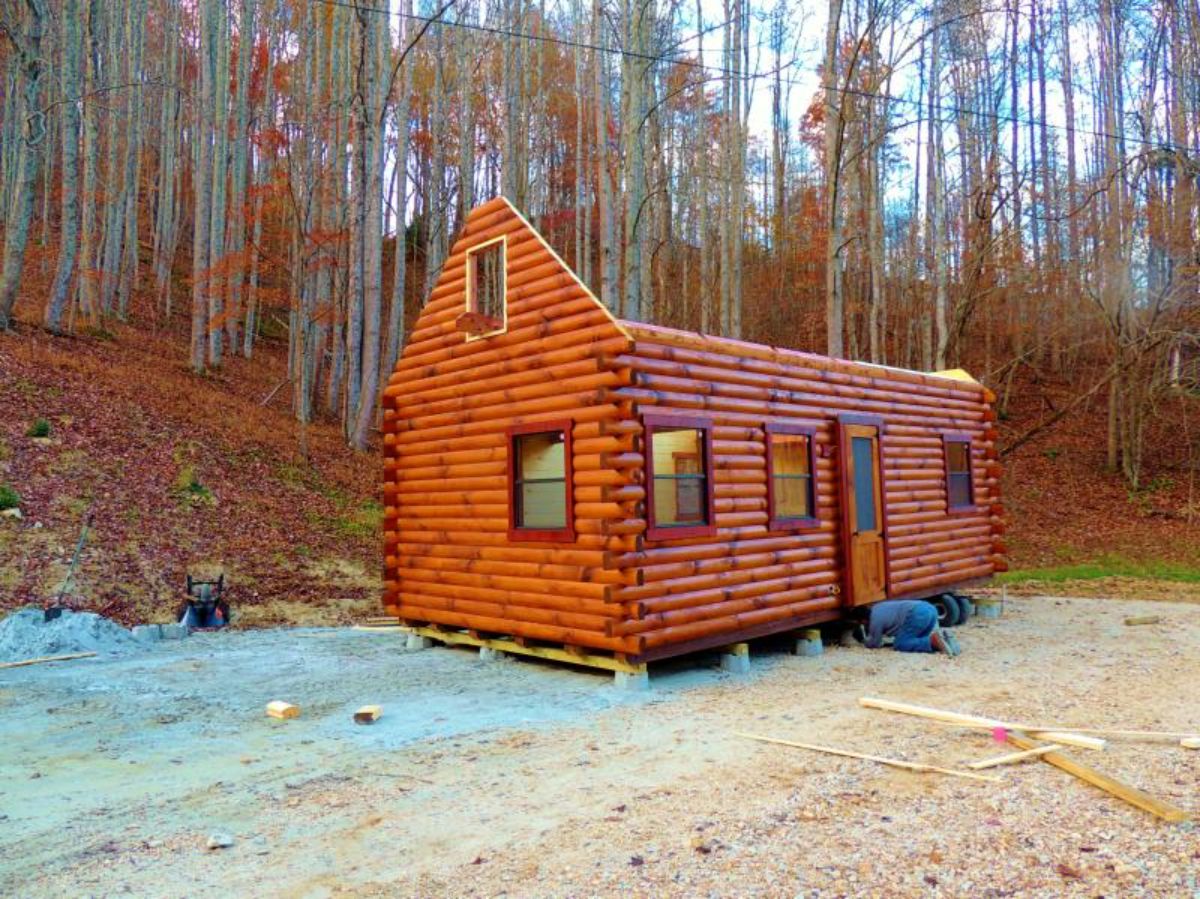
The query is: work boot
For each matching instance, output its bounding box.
[931,628,961,656]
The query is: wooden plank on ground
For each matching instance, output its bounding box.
[1182,738,1200,750]
[860,696,1197,742]
[736,732,1002,783]
[0,651,98,670]
[1028,731,1106,751]
[967,744,1061,770]
[1005,732,1190,823]
[1124,615,1162,626]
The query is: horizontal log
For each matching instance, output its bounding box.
[637,597,838,650]
[623,556,837,605]
[395,577,612,622]
[618,586,841,635]
[891,562,995,595]
[396,566,613,606]
[624,389,984,432]
[394,599,634,653]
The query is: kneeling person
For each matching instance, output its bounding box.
[860,599,960,655]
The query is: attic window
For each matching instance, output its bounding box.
[459,238,506,337]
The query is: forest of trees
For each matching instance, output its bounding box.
[0,0,1196,481]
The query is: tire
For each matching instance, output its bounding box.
[955,594,975,620]
[932,594,963,628]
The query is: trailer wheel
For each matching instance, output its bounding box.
[932,594,963,628]
[955,594,975,620]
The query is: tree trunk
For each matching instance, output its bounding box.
[46,0,82,332]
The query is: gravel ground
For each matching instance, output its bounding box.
[1,595,1197,898]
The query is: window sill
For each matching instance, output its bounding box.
[507,527,575,543]
[646,523,716,542]
[768,516,821,532]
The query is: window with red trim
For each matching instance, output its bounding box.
[507,421,574,542]
[766,423,818,530]
[644,415,715,541]
[944,436,974,510]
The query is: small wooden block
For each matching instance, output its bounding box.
[1182,737,1200,749]
[266,701,300,720]
[1123,615,1162,627]
[354,705,382,725]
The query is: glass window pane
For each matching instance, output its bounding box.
[946,441,969,473]
[771,434,810,476]
[521,480,566,528]
[948,472,973,508]
[518,432,564,480]
[773,475,811,519]
[851,436,877,532]
[515,431,566,530]
[651,426,708,527]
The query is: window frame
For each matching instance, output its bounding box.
[764,422,820,532]
[507,419,574,542]
[643,413,716,541]
[942,433,976,512]
[464,235,508,340]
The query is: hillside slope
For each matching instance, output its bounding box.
[0,324,379,625]
[2,321,1197,626]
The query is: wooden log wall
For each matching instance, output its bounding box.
[612,322,1004,655]
[382,197,643,655]
[385,199,1004,663]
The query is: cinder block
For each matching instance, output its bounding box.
[793,628,824,657]
[132,624,162,642]
[975,599,1002,619]
[159,623,187,640]
[614,670,649,691]
[405,633,433,651]
[720,646,751,674]
[479,646,500,662]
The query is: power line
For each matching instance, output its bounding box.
[311,0,1200,158]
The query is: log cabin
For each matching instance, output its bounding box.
[383,197,1007,666]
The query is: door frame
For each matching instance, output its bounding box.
[836,413,892,606]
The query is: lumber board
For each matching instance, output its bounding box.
[737,732,1002,783]
[1123,615,1162,626]
[1182,738,1200,750]
[1027,731,1106,751]
[1005,732,1190,823]
[0,651,98,670]
[860,696,1197,742]
[967,744,1061,770]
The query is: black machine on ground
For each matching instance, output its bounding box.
[178,574,231,629]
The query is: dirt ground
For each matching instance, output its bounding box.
[2,595,1198,898]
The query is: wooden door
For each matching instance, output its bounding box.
[842,422,887,605]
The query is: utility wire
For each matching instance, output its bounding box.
[310,0,1200,158]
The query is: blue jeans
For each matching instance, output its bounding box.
[894,603,937,653]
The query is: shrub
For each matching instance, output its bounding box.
[0,485,19,511]
[173,465,215,506]
[26,418,51,438]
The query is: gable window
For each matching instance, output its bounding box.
[765,423,818,530]
[508,421,574,542]
[944,435,975,510]
[644,414,715,541]
[462,238,506,337]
